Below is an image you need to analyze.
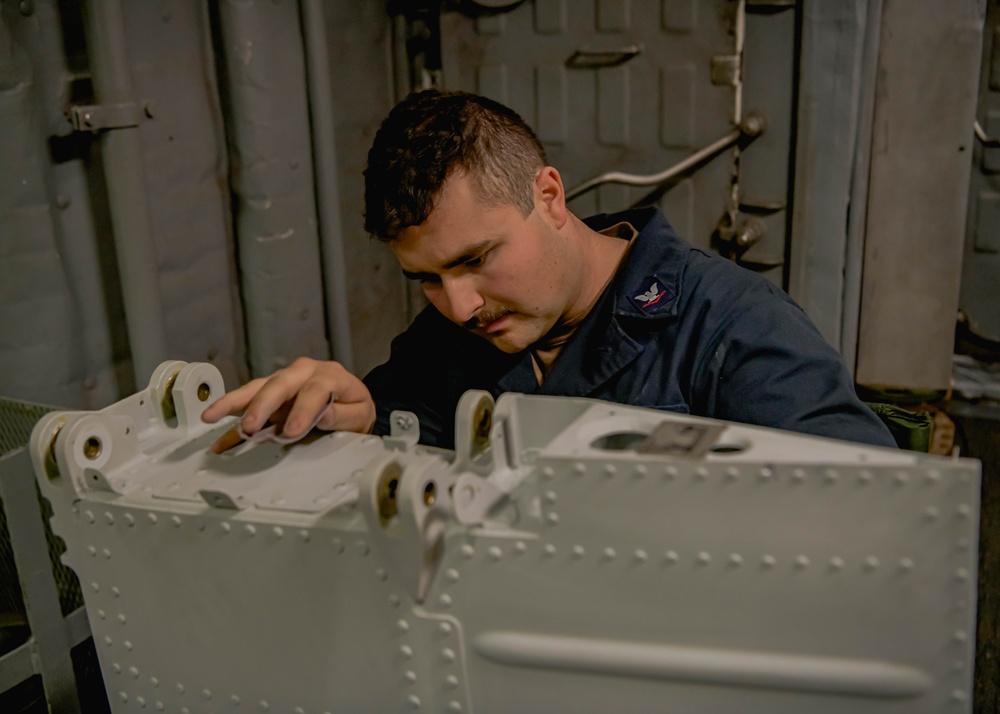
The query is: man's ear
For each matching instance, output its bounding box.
[536,166,568,229]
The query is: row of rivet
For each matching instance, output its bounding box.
[539,463,966,487]
[396,617,463,711]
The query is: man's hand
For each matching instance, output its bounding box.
[201,357,376,453]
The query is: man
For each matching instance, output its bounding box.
[203,89,895,450]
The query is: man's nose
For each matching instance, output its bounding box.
[441,276,484,324]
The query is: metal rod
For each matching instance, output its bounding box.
[299,0,355,372]
[565,113,765,202]
[83,0,167,386]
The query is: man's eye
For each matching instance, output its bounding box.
[465,253,487,268]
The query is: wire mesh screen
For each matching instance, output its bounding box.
[0,397,84,619]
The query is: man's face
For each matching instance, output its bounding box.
[390,170,581,353]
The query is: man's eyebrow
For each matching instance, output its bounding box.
[400,238,499,281]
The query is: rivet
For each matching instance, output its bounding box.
[488,546,503,561]
[792,469,806,483]
[331,537,344,553]
[439,622,453,635]
[112,586,120,597]
[407,694,421,709]
[124,514,135,527]
[758,467,773,481]
[955,567,969,581]
[148,513,158,524]
[761,555,776,569]
[858,470,873,485]
[573,545,586,558]
[461,544,475,559]
[824,469,839,483]
[102,548,112,559]
[926,470,941,483]
[957,538,970,550]
[88,546,97,557]
[864,556,880,571]
[150,677,159,687]
[91,582,100,592]
[405,670,417,683]
[439,594,453,608]
[124,641,132,651]
[634,464,647,478]
[697,552,711,565]
[602,547,616,561]
[231,694,241,705]
[544,491,557,504]
[244,524,256,537]
[953,660,966,671]
[176,683,185,693]
[954,630,968,643]
[130,666,139,678]
[156,702,164,711]
[726,467,740,481]
[794,556,810,569]
[301,530,312,542]
[112,663,122,674]
[957,504,972,519]
[397,619,410,633]
[294,708,305,714]
[400,645,413,659]
[182,709,190,714]
[956,599,968,610]
[925,506,941,521]
[273,527,284,538]
[728,554,743,567]
[445,568,460,583]
[442,647,456,662]
[664,466,678,480]
[259,701,270,711]
[221,522,231,534]
[894,471,909,485]
[104,636,112,646]
[899,558,915,572]
[117,613,126,624]
[952,689,967,702]
[544,544,557,556]
[515,541,527,554]
[634,549,648,563]
[573,462,586,475]
[171,516,181,527]
[119,692,128,703]
[829,557,845,571]
[356,540,368,555]
[547,512,560,525]
[389,594,401,608]
[604,464,617,477]
[695,467,709,480]
[664,550,679,564]
[137,696,146,708]
[448,701,462,712]
[85,510,95,523]
[203,689,212,699]
[541,466,555,479]
[104,511,115,524]
[98,609,106,620]
[445,674,459,688]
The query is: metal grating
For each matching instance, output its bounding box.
[0,397,83,618]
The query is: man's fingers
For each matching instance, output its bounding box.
[282,383,336,439]
[201,378,267,422]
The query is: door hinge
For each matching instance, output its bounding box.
[710,55,741,87]
[68,101,152,133]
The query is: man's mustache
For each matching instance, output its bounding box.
[463,306,513,331]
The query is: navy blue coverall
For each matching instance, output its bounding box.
[364,207,896,450]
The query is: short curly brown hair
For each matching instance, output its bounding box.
[364,89,547,241]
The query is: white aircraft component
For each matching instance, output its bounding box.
[30,361,979,714]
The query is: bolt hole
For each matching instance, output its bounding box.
[591,431,647,451]
[710,440,750,455]
[83,437,102,460]
[197,383,211,402]
[423,482,437,507]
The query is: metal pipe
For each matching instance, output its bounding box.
[299,0,355,372]
[82,0,167,386]
[565,113,765,201]
[840,0,884,374]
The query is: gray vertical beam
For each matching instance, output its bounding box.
[787,0,870,347]
[83,0,167,386]
[856,0,985,390]
[216,0,330,377]
[299,0,355,373]
[0,449,82,713]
